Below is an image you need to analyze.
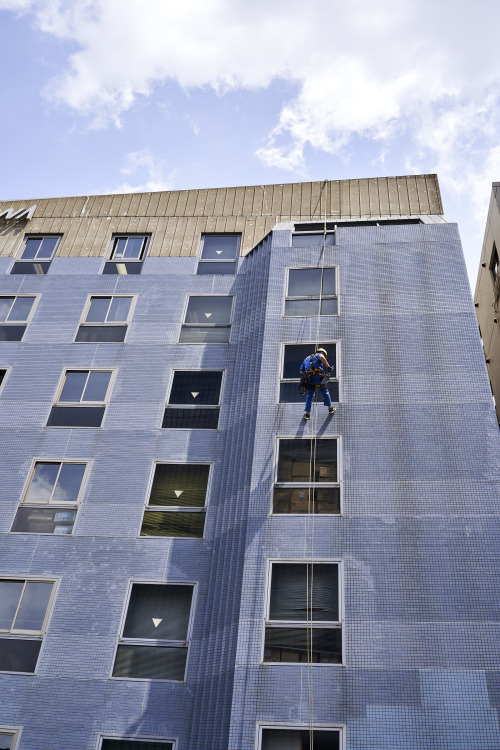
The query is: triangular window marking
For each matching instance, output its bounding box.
[174,490,183,498]
[216,250,222,255]
[205,313,212,318]
[191,392,199,399]
[152,618,163,628]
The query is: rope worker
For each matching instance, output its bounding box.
[299,347,336,420]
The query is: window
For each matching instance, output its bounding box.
[11,461,88,534]
[280,343,339,404]
[141,464,209,538]
[264,562,342,664]
[491,243,499,285]
[101,740,173,750]
[285,268,337,317]
[103,235,149,275]
[0,296,36,341]
[196,234,240,274]
[112,583,194,681]
[0,731,18,749]
[75,296,133,343]
[273,439,340,515]
[163,371,222,429]
[0,578,55,673]
[11,235,60,274]
[47,370,113,427]
[0,370,7,390]
[260,727,341,750]
[179,296,233,343]
[292,232,335,248]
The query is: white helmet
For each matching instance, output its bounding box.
[316,347,327,356]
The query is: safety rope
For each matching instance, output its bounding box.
[306,178,329,750]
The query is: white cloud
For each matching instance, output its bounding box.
[109,149,175,193]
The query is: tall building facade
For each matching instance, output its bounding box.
[0,175,499,750]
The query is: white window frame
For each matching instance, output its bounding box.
[196,233,240,273]
[179,295,235,345]
[0,727,22,750]
[108,234,150,262]
[0,294,39,325]
[112,580,197,683]
[139,462,212,539]
[162,369,225,430]
[0,367,10,396]
[53,368,115,406]
[256,723,345,750]
[278,340,340,405]
[20,459,91,507]
[291,229,336,247]
[262,559,344,666]
[16,234,61,262]
[283,266,339,318]
[79,295,136,326]
[98,735,177,750]
[272,436,342,516]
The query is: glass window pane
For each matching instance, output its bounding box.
[184,296,232,325]
[169,371,222,405]
[52,463,86,503]
[13,581,53,631]
[8,296,35,322]
[269,564,338,622]
[322,268,336,296]
[107,297,132,322]
[102,741,173,750]
[0,637,41,672]
[113,644,187,680]
[284,299,319,317]
[26,463,60,503]
[141,511,205,538]
[264,627,342,663]
[283,345,317,379]
[36,237,58,259]
[273,487,340,514]
[103,261,142,275]
[59,371,88,402]
[280,381,339,404]
[123,584,192,640]
[20,238,41,260]
[197,262,236,275]
[76,326,127,343]
[0,325,26,342]
[0,581,24,629]
[0,733,15,750]
[262,729,339,750]
[12,506,76,534]
[123,237,145,259]
[47,406,105,428]
[179,326,230,344]
[112,238,128,259]
[82,371,111,402]
[11,261,51,275]
[0,298,14,321]
[149,464,209,507]
[162,408,219,429]
[320,298,338,315]
[85,298,110,323]
[288,269,322,297]
[201,235,239,259]
[277,440,337,483]
[292,233,335,248]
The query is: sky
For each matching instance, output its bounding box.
[0,0,499,289]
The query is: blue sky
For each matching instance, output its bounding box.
[1,0,499,288]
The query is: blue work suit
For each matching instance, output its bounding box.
[300,355,332,412]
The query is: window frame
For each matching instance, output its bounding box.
[108,234,150,262]
[0,367,10,396]
[256,723,345,750]
[98,735,177,750]
[0,575,58,675]
[16,234,61,262]
[53,368,115,406]
[112,580,198,683]
[139,461,213,539]
[278,341,340,405]
[290,230,336,247]
[0,728,22,750]
[162,369,225,430]
[179,295,235,345]
[262,559,344,666]
[490,242,499,286]
[74,295,136,343]
[196,233,240,274]
[272,436,342,516]
[284,266,339,318]
[0,294,39,324]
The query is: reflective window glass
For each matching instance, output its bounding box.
[291,233,335,247]
[200,234,240,260]
[12,507,77,534]
[184,296,233,325]
[269,564,338,622]
[20,236,59,261]
[288,269,322,297]
[262,728,339,750]
[280,344,338,404]
[141,511,205,538]
[168,371,222,405]
[148,464,209,507]
[59,371,111,403]
[0,581,24,630]
[0,733,16,750]
[178,327,230,344]
[13,581,53,631]
[113,644,187,681]
[75,326,127,343]
[0,298,13,321]
[47,406,106,427]
[85,297,110,323]
[59,371,87,402]
[25,462,86,504]
[0,296,35,323]
[264,627,342,664]
[102,741,173,750]
[123,584,192,641]
[85,297,132,323]
[196,262,236,275]
[277,439,337,483]
[83,371,112,401]
[110,236,148,260]
[0,638,41,673]
[285,268,337,317]
[162,409,219,429]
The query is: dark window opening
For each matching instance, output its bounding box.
[47,405,106,428]
[11,236,60,274]
[179,296,233,343]
[0,578,54,673]
[140,464,209,538]
[163,372,221,429]
[491,243,499,284]
[197,234,239,274]
[75,326,127,343]
[280,343,338,404]
[102,741,174,750]
[274,439,339,515]
[294,219,422,231]
[0,370,5,388]
[285,268,337,317]
[292,233,335,247]
[262,728,340,750]
[112,584,193,681]
[12,507,77,534]
[76,296,132,343]
[103,235,149,275]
